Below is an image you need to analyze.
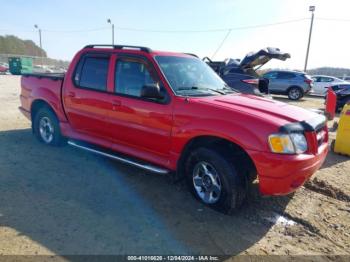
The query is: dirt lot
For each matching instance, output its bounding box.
[0,75,349,258]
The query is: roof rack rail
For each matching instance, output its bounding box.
[84,44,152,53]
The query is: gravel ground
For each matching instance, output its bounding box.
[0,75,349,258]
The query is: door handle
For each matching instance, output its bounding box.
[68,91,76,98]
[112,100,121,110]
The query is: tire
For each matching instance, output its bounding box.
[185,147,247,214]
[288,86,303,100]
[330,140,335,152]
[33,107,65,146]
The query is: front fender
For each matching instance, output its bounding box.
[172,118,265,154]
[167,116,271,170]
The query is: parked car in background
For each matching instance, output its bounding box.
[326,84,350,111]
[19,44,328,214]
[33,65,54,73]
[263,70,313,100]
[204,47,290,96]
[311,75,348,96]
[0,62,9,74]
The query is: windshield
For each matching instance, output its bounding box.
[155,56,234,96]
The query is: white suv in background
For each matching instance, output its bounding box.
[311,75,349,96]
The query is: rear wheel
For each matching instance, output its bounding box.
[33,107,65,146]
[288,87,303,100]
[185,147,247,214]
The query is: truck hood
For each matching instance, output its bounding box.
[239,47,291,69]
[197,94,322,127]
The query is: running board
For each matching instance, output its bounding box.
[67,140,170,175]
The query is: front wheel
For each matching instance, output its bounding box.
[288,87,303,100]
[33,107,65,146]
[185,147,247,214]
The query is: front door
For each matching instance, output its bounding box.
[107,55,173,163]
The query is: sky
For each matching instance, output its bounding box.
[1,0,350,70]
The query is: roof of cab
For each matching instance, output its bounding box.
[83,44,196,58]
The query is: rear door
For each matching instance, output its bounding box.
[273,72,296,92]
[63,52,113,140]
[107,54,173,164]
[263,71,279,92]
[314,77,334,94]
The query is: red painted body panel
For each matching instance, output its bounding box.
[249,142,328,195]
[325,88,337,120]
[19,47,329,196]
[20,75,67,123]
[0,65,8,72]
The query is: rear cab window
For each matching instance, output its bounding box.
[74,54,110,91]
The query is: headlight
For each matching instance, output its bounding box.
[289,133,308,153]
[268,133,308,154]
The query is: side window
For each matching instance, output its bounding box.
[320,77,333,82]
[277,72,295,79]
[75,56,110,91]
[115,59,157,97]
[264,72,278,79]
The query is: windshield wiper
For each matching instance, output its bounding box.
[208,88,226,95]
[177,86,225,95]
[223,84,239,93]
[177,86,199,91]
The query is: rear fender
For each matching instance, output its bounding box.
[31,87,66,122]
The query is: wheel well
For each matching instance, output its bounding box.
[287,85,303,93]
[176,136,257,182]
[30,99,54,122]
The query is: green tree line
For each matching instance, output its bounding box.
[0,35,47,57]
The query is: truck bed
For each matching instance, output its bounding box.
[20,73,65,121]
[22,73,65,81]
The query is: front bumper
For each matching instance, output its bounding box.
[247,142,328,195]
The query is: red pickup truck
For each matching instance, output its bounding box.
[20,45,328,213]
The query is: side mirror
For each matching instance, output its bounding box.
[141,84,164,99]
